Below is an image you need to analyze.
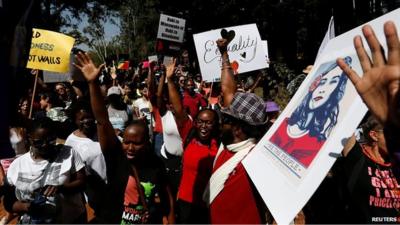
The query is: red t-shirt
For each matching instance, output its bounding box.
[270,118,325,168]
[210,148,263,224]
[177,118,218,205]
[182,91,207,119]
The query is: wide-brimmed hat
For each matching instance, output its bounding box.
[221,92,268,126]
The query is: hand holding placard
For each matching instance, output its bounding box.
[193,24,268,82]
[218,29,235,54]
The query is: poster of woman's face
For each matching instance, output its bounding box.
[266,56,358,180]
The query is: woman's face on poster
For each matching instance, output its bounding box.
[309,66,342,110]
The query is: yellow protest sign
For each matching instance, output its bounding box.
[27,28,75,73]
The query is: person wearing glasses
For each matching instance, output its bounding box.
[166,59,220,223]
[339,116,400,223]
[55,83,74,109]
[4,117,87,223]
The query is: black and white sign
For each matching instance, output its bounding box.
[157,14,186,43]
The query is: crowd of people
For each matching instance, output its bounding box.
[0,19,399,225]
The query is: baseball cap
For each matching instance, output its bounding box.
[221,92,268,126]
[107,86,122,96]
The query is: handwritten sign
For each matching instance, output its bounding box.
[27,28,75,73]
[193,24,268,82]
[157,14,186,43]
[242,9,400,225]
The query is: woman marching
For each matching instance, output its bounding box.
[73,52,174,224]
[166,59,220,223]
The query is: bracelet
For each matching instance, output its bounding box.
[221,66,232,70]
[221,57,230,65]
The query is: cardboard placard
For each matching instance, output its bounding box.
[148,55,158,63]
[193,24,268,82]
[43,71,71,83]
[242,9,400,225]
[163,56,174,67]
[27,28,75,73]
[157,14,186,43]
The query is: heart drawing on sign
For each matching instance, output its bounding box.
[220,29,235,42]
[240,52,246,59]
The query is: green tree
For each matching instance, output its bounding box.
[119,0,160,63]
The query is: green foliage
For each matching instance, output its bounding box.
[264,62,297,110]
[118,0,160,63]
[37,0,123,31]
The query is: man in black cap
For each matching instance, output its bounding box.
[204,36,269,224]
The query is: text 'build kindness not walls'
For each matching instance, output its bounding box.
[27,28,75,73]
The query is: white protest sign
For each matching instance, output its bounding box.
[193,24,268,82]
[243,9,400,225]
[148,55,158,63]
[163,56,174,67]
[262,40,270,68]
[43,71,71,83]
[43,54,82,83]
[157,14,186,43]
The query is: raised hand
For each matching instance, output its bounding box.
[166,58,177,79]
[337,21,400,127]
[216,38,230,54]
[74,52,105,83]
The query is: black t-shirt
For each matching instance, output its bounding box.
[344,143,400,224]
[94,144,168,224]
[91,142,130,224]
[120,157,168,224]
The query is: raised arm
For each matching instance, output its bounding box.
[166,59,188,125]
[74,52,120,155]
[337,21,400,127]
[147,62,156,99]
[157,66,167,116]
[337,21,400,177]
[216,38,236,107]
